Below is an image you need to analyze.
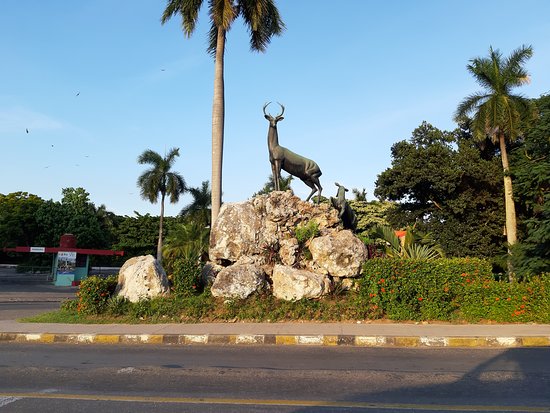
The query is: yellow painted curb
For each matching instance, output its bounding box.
[93,334,120,344]
[448,337,487,347]
[394,337,420,347]
[323,335,339,346]
[275,335,297,345]
[521,337,550,347]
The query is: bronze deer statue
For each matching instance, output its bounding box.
[263,102,323,203]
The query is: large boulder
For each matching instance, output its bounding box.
[116,255,170,303]
[308,230,369,277]
[211,264,266,299]
[272,265,331,301]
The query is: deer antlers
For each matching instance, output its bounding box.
[263,102,285,120]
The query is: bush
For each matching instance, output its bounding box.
[360,258,493,321]
[171,257,202,297]
[76,275,118,315]
[459,273,550,322]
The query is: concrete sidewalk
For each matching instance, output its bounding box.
[1,319,549,347]
[1,281,549,348]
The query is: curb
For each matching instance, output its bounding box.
[1,333,550,347]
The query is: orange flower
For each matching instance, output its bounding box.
[495,297,500,301]
[418,297,423,301]
[520,304,525,309]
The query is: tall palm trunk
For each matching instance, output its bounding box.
[157,192,165,264]
[499,133,517,280]
[211,28,225,224]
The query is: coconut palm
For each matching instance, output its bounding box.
[161,0,285,225]
[137,148,186,264]
[454,45,535,266]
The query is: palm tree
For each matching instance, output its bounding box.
[454,45,535,277]
[180,180,212,227]
[137,148,186,264]
[253,173,293,197]
[161,0,285,225]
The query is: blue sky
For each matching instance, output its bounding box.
[2,0,549,217]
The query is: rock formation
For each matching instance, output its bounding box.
[207,191,368,300]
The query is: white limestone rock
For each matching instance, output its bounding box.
[272,264,331,301]
[210,264,266,299]
[308,230,368,277]
[115,255,170,303]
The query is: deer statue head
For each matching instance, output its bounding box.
[263,102,285,127]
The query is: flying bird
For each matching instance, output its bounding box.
[26,128,29,133]
[76,92,80,96]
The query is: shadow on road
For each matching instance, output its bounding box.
[293,347,550,412]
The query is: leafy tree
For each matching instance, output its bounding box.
[137,148,186,264]
[510,94,550,277]
[32,188,108,249]
[0,192,44,248]
[253,173,293,197]
[375,122,504,259]
[61,187,107,248]
[180,180,212,228]
[454,45,536,269]
[161,0,285,224]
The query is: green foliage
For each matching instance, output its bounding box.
[76,275,118,315]
[179,181,211,227]
[348,200,394,240]
[163,220,210,272]
[360,258,493,321]
[0,192,44,248]
[170,257,203,297]
[375,122,505,259]
[295,220,320,244]
[373,225,445,260]
[459,274,550,323]
[510,95,550,278]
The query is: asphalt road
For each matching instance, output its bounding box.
[1,344,550,412]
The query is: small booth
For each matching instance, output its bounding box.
[3,234,124,286]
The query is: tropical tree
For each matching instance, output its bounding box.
[454,45,536,273]
[180,180,212,227]
[137,148,186,264]
[375,122,505,259]
[161,0,285,224]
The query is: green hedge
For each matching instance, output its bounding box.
[360,258,550,322]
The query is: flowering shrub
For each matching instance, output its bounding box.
[459,274,550,322]
[76,275,118,315]
[360,258,493,321]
